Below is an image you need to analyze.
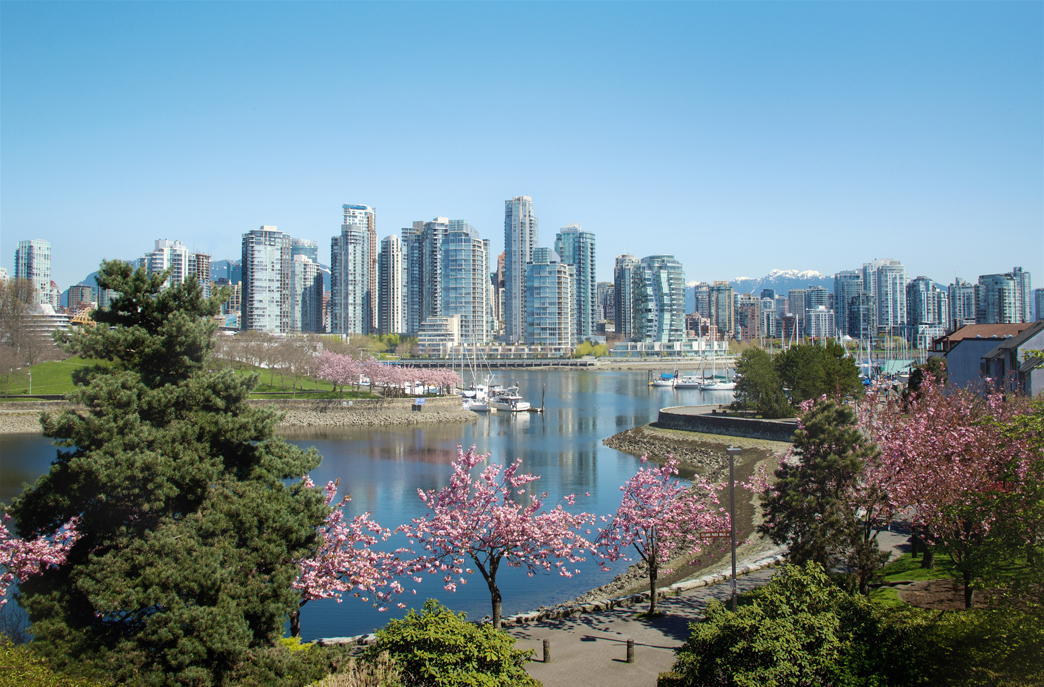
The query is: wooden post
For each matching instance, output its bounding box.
[542,383,546,412]
[543,639,551,663]
[626,638,634,663]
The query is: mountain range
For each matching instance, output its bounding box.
[684,269,835,312]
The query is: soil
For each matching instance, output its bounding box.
[897,578,1006,611]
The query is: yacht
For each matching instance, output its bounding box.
[488,386,531,412]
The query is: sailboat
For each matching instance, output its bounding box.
[700,340,736,391]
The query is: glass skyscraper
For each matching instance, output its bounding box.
[554,224,596,341]
[14,239,51,305]
[241,226,291,333]
[331,204,375,335]
[442,224,489,345]
[526,248,574,348]
[504,196,538,343]
[614,254,639,339]
[633,255,686,343]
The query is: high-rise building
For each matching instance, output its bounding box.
[291,238,319,264]
[441,224,489,345]
[906,276,949,348]
[1012,267,1032,322]
[808,306,836,339]
[331,204,375,335]
[1034,288,1044,321]
[503,196,539,342]
[805,286,829,335]
[787,289,806,335]
[632,256,686,343]
[241,226,291,333]
[847,292,876,340]
[525,248,574,348]
[287,255,324,333]
[760,297,777,338]
[378,235,403,335]
[614,254,639,339]
[596,282,614,323]
[14,239,51,305]
[833,271,863,336]
[977,273,1018,324]
[554,224,596,341]
[403,218,449,336]
[708,282,734,340]
[949,278,978,329]
[493,252,506,329]
[875,260,907,330]
[67,284,96,309]
[694,283,712,319]
[188,252,211,297]
[734,293,761,341]
[144,239,190,288]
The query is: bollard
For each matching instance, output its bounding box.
[543,639,551,663]
[626,638,634,663]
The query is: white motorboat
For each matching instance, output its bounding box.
[488,386,531,412]
[465,398,489,412]
[674,375,705,389]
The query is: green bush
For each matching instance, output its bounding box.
[314,652,403,687]
[0,636,110,686]
[363,599,539,687]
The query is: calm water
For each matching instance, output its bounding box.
[0,369,734,640]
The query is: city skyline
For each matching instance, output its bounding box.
[2,3,1042,290]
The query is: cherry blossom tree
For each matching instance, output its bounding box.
[398,446,594,628]
[595,456,729,613]
[0,513,79,607]
[291,479,408,637]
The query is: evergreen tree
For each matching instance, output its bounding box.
[9,261,327,685]
[732,347,793,418]
[758,399,888,593]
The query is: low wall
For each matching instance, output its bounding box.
[247,395,464,413]
[657,405,797,443]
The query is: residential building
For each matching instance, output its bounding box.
[378,235,403,335]
[907,276,949,350]
[442,224,490,345]
[949,278,978,329]
[188,252,211,297]
[833,271,863,337]
[525,248,574,348]
[760,297,777,338]
[416,315,461,357]
[787,289,806,336]
[290,238,319,264]
[67,284,96,310]
[596,282,614,323]
[241,226,291,333]
[874,259,907,331]
[1012,267,1033,323]
[632,256,686,343]
[143,239,189,288]
[734,293,760,341]
[847,292,876,341]
[976,273,1018,324]
[1035,288,1044,321]
[14,239,51,305]
[693,282,711,319]
[980,321,1044,394]
[286,255,324,333]
[331,204,375,335]
[613,254,639,339]
[933,323,1040,391]
[807,306,836,339]
[554,224,597,341]
[503,196,539,343]
[708,281,733,340]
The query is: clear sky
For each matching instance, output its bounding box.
[2,1,1041,291]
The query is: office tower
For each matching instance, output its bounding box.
[15,239,51,305]
[442,224,489,345]
[143,239,189,288]
[241,226,291,333]
[734,293,761,341]
[760,288,776,301]
[67,284,96,309]
[287,255,324,333]
[331,204,375,335]
[526,248,574,347]
[378,235,403,335]
[833,271,863,336]
[848,292,876,340]
[1034,288,1044,321]
[873,259,907,330]
[614,254,640,339]
[503,196,539,342]
[1011,267,1032,322]
[977,273,1018,324]
[596,282,614,323]
[291,238,319,264]
[632,256,686,343]
[554,224,597,341]
[787,289,806,335]
[949,278,977,328]
[708,281,734,340]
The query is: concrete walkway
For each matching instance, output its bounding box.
[508,530,911,687]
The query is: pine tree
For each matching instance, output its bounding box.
[9,261,327,685]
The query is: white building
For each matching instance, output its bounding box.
[143,239,189,288]
[504,196,539,343]
[378,234,403,335]
[241,226,291,333]
[14,239,51,305]
[331,204,375,335]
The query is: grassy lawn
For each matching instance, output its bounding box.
[1,357,105,397]
[871,551,957,606]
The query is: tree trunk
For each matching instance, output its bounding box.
[648,564,658,614]
[488,579,503,629]
[290,610,301,638]
[920,544,935,570]
[964,570,975,610]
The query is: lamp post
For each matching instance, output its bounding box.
[726,446,742,611]
[28,370,32,395]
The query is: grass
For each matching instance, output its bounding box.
[1,357,106,397]
[870,551,958,607]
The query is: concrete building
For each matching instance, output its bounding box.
[613,254,639,340]
[907,276,949,349]
[143,239,189,288]
[416,315,461,357]
[977,273,1019,324]
[787,289,806,336]
[833,271,863,337]
[597,281,614,324]
[67,284,96,310]
[633,256,686,343]
[287,255,324,333]
[875,259,907,330]
[807,305,836,339]
[949,278,978,329]
[442,224,490,345]
[331,204,375,335]
[847,292,876,341]
[709,281,734,340]
[734,293,760,341]
[14,239,52,305]
[760,297,777,338]
[554,224,597,341]
[525,248,574,348]
[1012,267,1033,323]
[378,234,403,335]
[241,226,291,333]
[503,196,539,343]
[693,282,712,319]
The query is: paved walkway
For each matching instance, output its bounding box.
[508,530,911,687]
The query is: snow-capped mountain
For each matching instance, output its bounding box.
[685,269,834,312]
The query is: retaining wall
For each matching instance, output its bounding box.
[657,405,797,442]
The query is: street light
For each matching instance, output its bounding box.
[28,371,32,395]
[726,446,742,611]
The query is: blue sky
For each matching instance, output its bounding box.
[2,1,1041,290]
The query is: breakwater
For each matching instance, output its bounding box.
[657,405,798,442]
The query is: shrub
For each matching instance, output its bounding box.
[363,599,539,687]
[315,652,403,687]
